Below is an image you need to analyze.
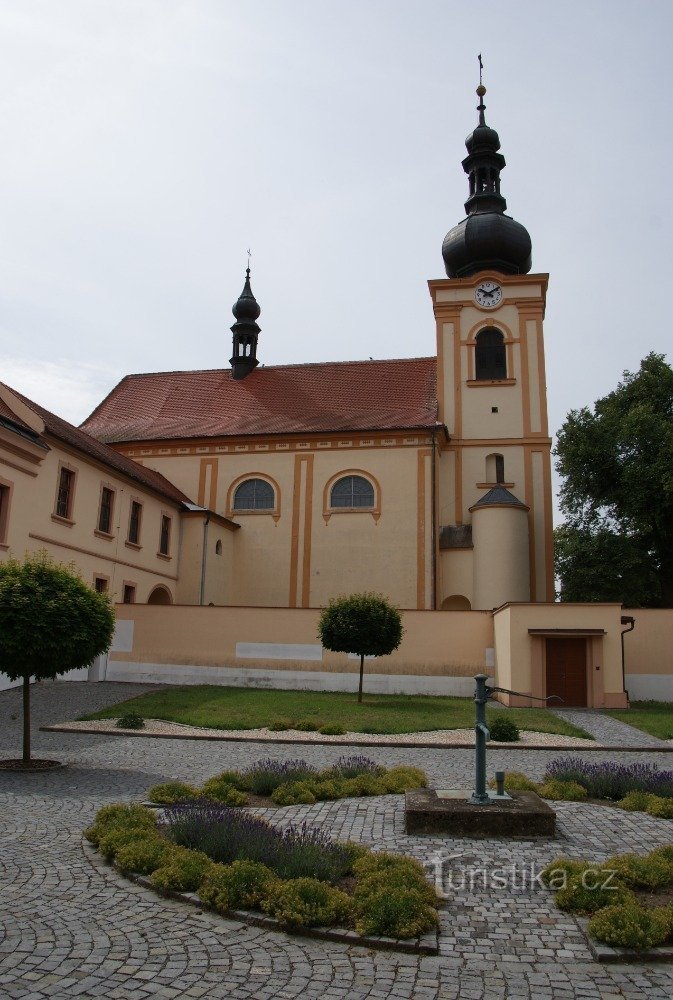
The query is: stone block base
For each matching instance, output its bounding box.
[405,788,556,838]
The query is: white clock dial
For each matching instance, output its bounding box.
[475,281,503,308]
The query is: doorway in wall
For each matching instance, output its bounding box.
[545,637,588,707]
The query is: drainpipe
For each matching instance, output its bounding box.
[431,427,437,610]
[199,513,210,606]
[620,615,635,706]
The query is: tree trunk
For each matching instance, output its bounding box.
[22,675,31,762]
[358,653,364,704]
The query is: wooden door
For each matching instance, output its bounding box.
[545,638,588,707]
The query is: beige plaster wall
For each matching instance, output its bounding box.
[110,604,494,678]
[175,517,236,606]
[621,610,673,675]
[439,547,474,608]
[1,432,183,603]
[472,506,530,610]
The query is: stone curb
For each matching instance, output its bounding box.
[82,840,440,956]
[576,916,673,963]
[40,723,667,752]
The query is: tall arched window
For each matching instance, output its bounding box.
[233,478,275,510]
[330,474,375,509]
[486,453,505,484]
[475,328,507,380]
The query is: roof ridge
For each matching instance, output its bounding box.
[117,356,435,379]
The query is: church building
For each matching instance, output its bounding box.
[80,80,553,614]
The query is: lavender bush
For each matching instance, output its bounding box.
[244,758,318,796]
[545,758,673,801]
[164,802,351,883]
[326,755,384,779]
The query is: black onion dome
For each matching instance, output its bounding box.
[442,81,532,279]
[232,268,261,321]
[442,213,532,278]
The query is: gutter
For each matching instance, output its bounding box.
[199,513,210,606]
[620,615,635,705]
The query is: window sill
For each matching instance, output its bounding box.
[466,378,516,388]
[323,507,381,524]
[51,514,75,527]
[125,540,142,551]
[94,529,115,541]
[156,552,172,561]
[0,542,8,550]
[476,482,515,490]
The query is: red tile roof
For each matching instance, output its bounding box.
[2,383,193,506]
[81,358,439,444]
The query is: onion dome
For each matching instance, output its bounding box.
[442,78,532,278]
[230,267,261,380]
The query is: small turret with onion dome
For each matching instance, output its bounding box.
[230,265,261,380]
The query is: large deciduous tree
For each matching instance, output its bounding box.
[0,552,115,762]
[554,353,673,607]
[318,593,404,703]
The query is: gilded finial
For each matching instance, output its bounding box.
[476,54,486,124]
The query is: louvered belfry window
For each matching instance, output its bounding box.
[475,328,507,380]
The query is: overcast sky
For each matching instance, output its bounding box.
[1,1,671,516]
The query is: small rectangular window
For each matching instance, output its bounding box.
[94,577,108,594]
[128,501,142,545]
[0,483,10,542]
[123,584,136,604]
[56,467,74,519]
[159,515,171,556]
[98,487,114,534]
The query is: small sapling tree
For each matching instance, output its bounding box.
[0,552,115,762]
[318,592,403,703]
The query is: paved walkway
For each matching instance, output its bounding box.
[552,708,669,748]
[2,682,673,1000]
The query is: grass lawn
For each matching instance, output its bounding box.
[81,685,592,739]
[606,701,673,740]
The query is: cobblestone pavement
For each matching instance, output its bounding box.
[552,708,669,748]
[2,682,673,999]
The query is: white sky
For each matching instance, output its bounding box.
[0,0,671,517]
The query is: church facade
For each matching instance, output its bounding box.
[80,83,553,614]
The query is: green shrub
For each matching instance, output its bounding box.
[488,771,538,792]
[538,779,588,801]
[115,836,172,875]
[294,719,320,732]
[605,853,673,892]
[147,781,200,804]
[150,847,213,892]
[646,796,673,819]
[310,779,346,800]
[268,720,291,732]
[319,723,346,736]
[355,887,438,939]
[97,826,152,860]
[199,860,280,911]
[116,713,145,730]
[540,856,596,888]
[554,873,634,915]
[488,716,520,742]
[588,902,670,950]
[341,841,369,870]
[650,845,673,865]
[201,776,248,806]
[617,790,657,812]
[270,782,317,806]
[203,769,249,791]
[342,774,387,797]
[355,868,437,907]
[353,851,427,881]
[380,766,428,792]
[263,877,354,928]
[89,803,156,834]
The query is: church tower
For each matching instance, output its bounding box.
[430,72,554,610]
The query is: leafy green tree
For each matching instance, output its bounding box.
[318,592,403,703]
[554,353,673,606]
[0,552,115,761]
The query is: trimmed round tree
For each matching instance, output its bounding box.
[0,552,115,762]
[318,592,404,703]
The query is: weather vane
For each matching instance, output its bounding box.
[478,53,483,87]
[246,248,251,275]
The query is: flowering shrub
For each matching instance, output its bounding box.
[588,903,672,949]
[244,758,318,796]
[544,758,673,800]
[263,877,354,928]
[327,755,385,779]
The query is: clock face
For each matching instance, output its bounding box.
[475,281,503,308]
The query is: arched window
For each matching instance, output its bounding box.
[215,539,222,555]
[147,586,172,605]
[475,328,506,380]
[441,595,472,611]
[330,474,375,509]
[233,478,275,511]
